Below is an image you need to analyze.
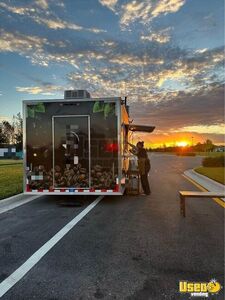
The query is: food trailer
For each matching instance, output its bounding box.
[23,90,155,195]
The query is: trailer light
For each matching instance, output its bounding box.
[105,143,118,152]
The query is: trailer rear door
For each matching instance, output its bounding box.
[53,115,90,189]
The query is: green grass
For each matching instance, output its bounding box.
[0,159,23,166]
[195,152,225,157]
[195,167,225,185]
[152,151,225,157]
[0,164,23,200]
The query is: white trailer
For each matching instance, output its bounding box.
[23,90,155,196]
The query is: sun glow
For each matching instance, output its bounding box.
[176,141,189,147]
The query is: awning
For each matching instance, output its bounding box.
[126,124,155,133]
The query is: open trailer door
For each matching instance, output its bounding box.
[127,124,155,133]
[124,123,155,195]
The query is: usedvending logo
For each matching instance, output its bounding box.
[179,279,222,298]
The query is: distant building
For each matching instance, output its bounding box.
[0,144,16,158]
[214,146,225,152]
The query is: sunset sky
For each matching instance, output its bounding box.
[0,0,224,147]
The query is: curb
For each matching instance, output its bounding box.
[192,169,225,189]
[184,169,225,202]
[0,193,23,204]
[0,193,40,215]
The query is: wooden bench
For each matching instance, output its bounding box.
[179,191,225,217]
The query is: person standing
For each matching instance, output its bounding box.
[128,141,151,195]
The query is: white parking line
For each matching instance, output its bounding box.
[0,195,104,298]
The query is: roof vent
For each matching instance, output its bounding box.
[64,90,91,99]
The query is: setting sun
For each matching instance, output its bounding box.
[176,141,189,147]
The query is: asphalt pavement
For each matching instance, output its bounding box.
[0,154,224,299]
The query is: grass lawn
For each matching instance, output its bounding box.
[195,152,225,157]
[0,164,23,200]
[0,159,23,166]
[195,167,225,185]
[152,152,225,157]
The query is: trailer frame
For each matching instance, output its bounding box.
[23,97,126,196]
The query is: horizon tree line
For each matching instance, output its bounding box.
[0,114,220,153]
[0,113,23,151]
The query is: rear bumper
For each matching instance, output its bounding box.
[24,191,123,196]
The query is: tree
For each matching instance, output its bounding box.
[12,113,23,151]
[0,114,23,148]
[204,139,214,152]
[1,121,14,144]
[0,124,8,144]
[194,142,204,152]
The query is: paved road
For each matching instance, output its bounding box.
[0,154,224,299]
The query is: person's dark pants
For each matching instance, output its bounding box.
[140,173,151,195]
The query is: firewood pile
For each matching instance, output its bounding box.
[27,163,116,189]
[91,164,115,189]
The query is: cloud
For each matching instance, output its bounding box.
[177,124,225,134]
[141,28,171,43]
[0,29,80,67]
[151,0,186,19]
[120,0,186,26]
[120,1,152,26]
[0,19,223,102]
[35,0,49,9]
[32,15,106,32]
[130,84,224,131]
[0,0,223,145]
[109,53,164,66]
[64,43,224,104]
[2,2,203,83]
[194,48,208,54]
[0,28,166,70]
[153,47,224,89]
[16,84,64,95]
[33,16,83,30]
[0,29,50,55]
[99,0,118,11]
[0,2,106,34]
[0,2,35,15]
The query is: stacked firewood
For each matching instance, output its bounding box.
[27,164,116,189]
[91,164,115,189]
[54,164,89,188]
